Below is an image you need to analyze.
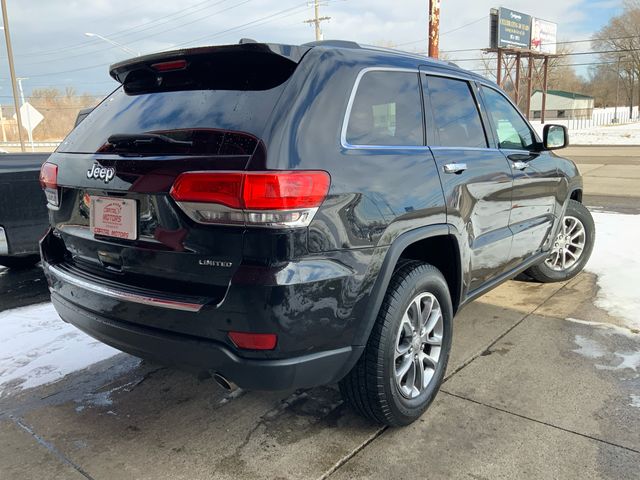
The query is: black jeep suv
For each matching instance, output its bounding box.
[40,41,594,426]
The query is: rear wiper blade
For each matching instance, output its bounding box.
[107,133,193,148]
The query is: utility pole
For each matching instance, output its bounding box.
[304,0,330,41]
[1,0,25,152]
[428,0,441,58]
[614,55,626,124]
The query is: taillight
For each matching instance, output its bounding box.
[228,331,277,350]
[39,162,59,207]
[170,171,330,227]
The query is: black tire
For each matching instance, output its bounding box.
[0,254,40,269]
[339,261,453,426]
[525,199,595,283]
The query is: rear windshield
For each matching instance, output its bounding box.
[58,85,287,155]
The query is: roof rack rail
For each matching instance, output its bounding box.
[302,40,361,49]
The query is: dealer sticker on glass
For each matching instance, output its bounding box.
[90,196,137,240]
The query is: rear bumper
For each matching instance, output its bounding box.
[51,291,363,390]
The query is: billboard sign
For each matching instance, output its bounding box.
[531,17,557,54]
[497,7,531,49]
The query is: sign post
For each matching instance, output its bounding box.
[13,102,43,152]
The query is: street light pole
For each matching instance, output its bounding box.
[84,32,139,57]
[1,0,25,152]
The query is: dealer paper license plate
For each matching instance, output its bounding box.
[90,196,137,240]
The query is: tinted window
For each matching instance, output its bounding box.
[426,76,487,148]
[481,86,536,150]
[58,86,286,154]
[346,71,423,146]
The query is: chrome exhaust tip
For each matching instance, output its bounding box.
[213,373,238,392]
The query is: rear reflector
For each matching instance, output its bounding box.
[170,171,330,228]
[39,162,59,207]
[228,332,277,350]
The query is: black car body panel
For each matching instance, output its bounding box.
[41,41,583,389]
[0,153,50,258]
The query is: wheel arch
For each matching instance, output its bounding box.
[570,188,583,203]
[353,224,462,347]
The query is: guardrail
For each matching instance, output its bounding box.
[0,141,61,148]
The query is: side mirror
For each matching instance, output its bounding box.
[543,124,568,150]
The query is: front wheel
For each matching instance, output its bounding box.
[525,199,595,283]
[339,261,453,426]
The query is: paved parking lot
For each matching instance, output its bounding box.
[1,145,639,479]
[1,270,638,479]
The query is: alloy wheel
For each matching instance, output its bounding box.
[394,292,443,399]
[545,215,586,272]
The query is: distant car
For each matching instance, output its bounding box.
[40,41,594,426]
[74,107,93,127]
[0,109,92,269]
[0,153,50,268]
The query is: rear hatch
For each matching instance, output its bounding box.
[44,43,309,307]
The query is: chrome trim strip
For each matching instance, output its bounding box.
[340,67,425,150]
[48,264,203,312]
[0,227,8,255]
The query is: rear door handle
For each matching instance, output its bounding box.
[443,163,467,174]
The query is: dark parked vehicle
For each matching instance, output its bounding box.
[1,153,50,268]
[40,41,594,426]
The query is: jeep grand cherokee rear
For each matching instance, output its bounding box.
[41,41,592,427]
[40,43,368,392]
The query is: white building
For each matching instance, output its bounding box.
[529,90,594,120]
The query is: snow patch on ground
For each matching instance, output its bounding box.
[0,302,118,396]
[530,120,640,145]
[572,335,607,359]
[585,212,640,331]
[570,122,640,145]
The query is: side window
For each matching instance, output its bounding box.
[481,86,536,150]
[425,76,487,149]
[346,71,423,146]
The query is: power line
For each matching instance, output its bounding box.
[439,34,640,54]
[17,0,254,67]
[468,59,636,74]
[172,2,310,48]
[395,15,487,48]
[444,47,640,63]
[1,0,237,59]
[16,2,312,79]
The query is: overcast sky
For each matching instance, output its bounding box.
[0,0,624,99]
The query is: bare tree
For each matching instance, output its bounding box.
[591,0,640,114]
[28,88,100,141]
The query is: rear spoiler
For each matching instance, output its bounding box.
[109,43,311,91]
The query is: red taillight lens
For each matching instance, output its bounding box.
[39,162,58,189]
[40,162,59,206]
[243,171,330,210]
[228,332,277,350]
[170,171,330,210]
[170,172,244,209]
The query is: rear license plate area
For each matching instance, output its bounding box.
[90,196,137,240]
